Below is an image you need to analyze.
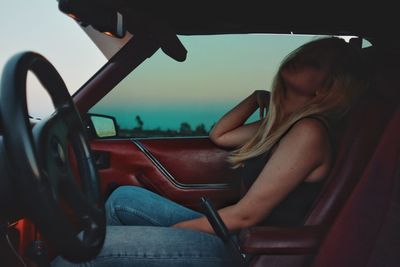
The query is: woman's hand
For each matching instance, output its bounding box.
[254,90,270,119]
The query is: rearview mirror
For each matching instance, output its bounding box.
[88,114,118,138]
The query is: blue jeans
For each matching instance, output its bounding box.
[51,186,234,266]
[106,186,203,226]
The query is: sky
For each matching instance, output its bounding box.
[0,0,106,118]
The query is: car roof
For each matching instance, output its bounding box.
[63,1,399,48]
[119,3,398,44]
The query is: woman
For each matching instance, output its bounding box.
[52,36,368,266]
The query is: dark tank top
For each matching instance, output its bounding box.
[239,116,332,226]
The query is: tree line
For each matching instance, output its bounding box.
[117,115,211,138]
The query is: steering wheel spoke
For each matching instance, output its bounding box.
[59,172,93,219]
[32,110,70,191]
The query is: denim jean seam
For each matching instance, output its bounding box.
[96,254,231,261]
[97,245,230,260]
[115,205,163,226]
[107,204,120,225]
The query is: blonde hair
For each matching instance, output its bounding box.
[229,36,368,168]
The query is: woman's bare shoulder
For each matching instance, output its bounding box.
[289,117,329,139]
[280,117,331,153]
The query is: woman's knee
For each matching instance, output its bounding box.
[107,185,153,205]
[105,185,151,225]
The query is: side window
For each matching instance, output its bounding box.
[90,34,325,138]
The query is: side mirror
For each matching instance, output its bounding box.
[87,113,118,138]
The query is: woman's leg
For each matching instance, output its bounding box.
[106,186,203,226]
[51,226,234,267]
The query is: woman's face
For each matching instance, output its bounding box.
[281,60,328,97]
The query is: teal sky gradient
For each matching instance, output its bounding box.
[1,2,342,133]
[0,0,106,118]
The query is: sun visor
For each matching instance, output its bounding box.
[124,11,187,62]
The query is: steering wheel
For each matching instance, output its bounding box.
[0,52,105,262]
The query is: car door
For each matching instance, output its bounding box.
[89,137,241,210]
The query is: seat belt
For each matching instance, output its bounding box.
[200,197,248,267]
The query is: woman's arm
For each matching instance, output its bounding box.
[209,90,269,148]
[173,118,332,233]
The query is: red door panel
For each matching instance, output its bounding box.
[90,138,241,210]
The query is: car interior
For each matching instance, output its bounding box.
[0,1,399,267]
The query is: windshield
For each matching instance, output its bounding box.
[0,0,107,119]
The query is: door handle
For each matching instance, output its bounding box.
[92,150,110,169]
